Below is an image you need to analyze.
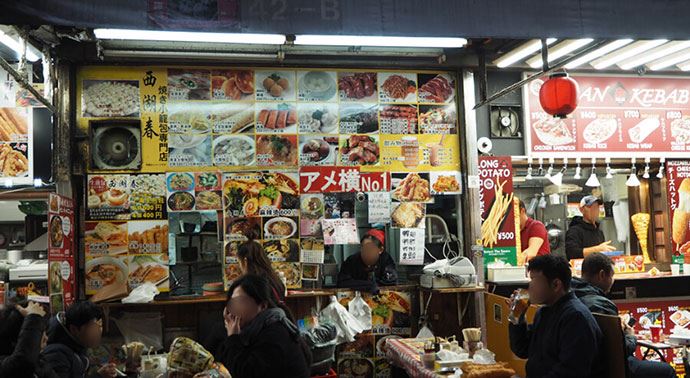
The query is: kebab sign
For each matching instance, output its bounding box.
[478,156,521,266]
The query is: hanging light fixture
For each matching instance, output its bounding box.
[657,158,665,179]
[545,158,554,179]
[573,157,582,179]
[586,158,601,187]
[626,158,641,186]
[643,158,651,179]
[605,158,613,179]
[549,158,567,186]
[539,72,579,118]
[526,158,534,180]
[537,158,545,177]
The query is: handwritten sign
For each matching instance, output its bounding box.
[399,228,425,265]
[321,218,359,245]
[368,192,391,224]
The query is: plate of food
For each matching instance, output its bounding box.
[227,217,262,241]
[195,191,222,211]
[85,222,128,255]
[257,71,294,101]
[272,262,302,289]
[196,172,220,191]
[339,135,380,166]
[418,73,455,103]
[379,73,417,103]
[264,239,299,262]
[256,135,298,166]
[167,173,194,192]
[391,203,425,228]
[300,195,324,218]
[671,118,690,145]
[419,105,457,134]
[82,80,140,117]
[168,192,195,211]
[223,172,299,217]
[50,262,63,294]
[128,255,169,288]
[299,71,337,101]
[297,104,338,134]
[128,222,168,255]
[583,118,617,144]
[213,135,255,166]
[533,118,575,146]
[431,173,461,194]
[338,72,377,101]
[168,107,212,134]
[167,69,211,100]
[300,137,334,165]
[392,173,431,202]
[211,70,254,100]
[670,310,690,328]
[212,104,255,133]
[50,215,64,248]
[264,217,297,239]
[340,104,379,134]
[85,256,128,292]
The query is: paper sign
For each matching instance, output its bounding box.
[368,192,391,224]
[321,218,359,245]
[399,228,425,265]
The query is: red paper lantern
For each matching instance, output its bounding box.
[539,72,579,118]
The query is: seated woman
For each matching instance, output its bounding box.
[218,275,311,378]
[337,229,398,293]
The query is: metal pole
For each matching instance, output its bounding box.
[0,57,56,113]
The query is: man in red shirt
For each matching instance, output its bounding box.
[519,200,551,263]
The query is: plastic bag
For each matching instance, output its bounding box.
[113,312,164,350]
[122,282,160,304]
[319,296,365,343]
[348,291,372,331]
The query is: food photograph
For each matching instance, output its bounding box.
[168,69,211,100]
[212,135,255,166]
[378,105,418,134]
[339,104,379,134]
[85,256,128,295]
[0,108,29,141]
[392,173,431,202]
[82,80,140,118]
[85,221,128,256]
[419,104,458,134]
[263,217,298,240]
[211,69,254,100]
[430,172,462,195]
[390,202,426,228]
[298,71,338,102]
[168,103,213,134]
[87,175,130,219]
[339,135,380,166]
[299,136,338,166]
[338,72,377,102]
[223,172,299,217]
[225,217,262,241]
[168,134,212,167]
[127,254,169,290]
[211,103,255,134]
[127,221,169,255]
[297,103,339,134]
[255,103,298,133]
[378,73,417,103]
[263,239,299,262]
[272,262,302,289]
[255,135,298,166]
[255,70,295,101]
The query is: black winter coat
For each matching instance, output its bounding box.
[337,251,397,293]
[509,291,606,378]
[40,313,91,378]
[565,216,606,260]
[0,314,58,378]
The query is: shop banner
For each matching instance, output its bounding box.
[479,156,520,266]
[526,74,690,158]
[299,166,390,193]
[0,66,34,186]
[667,160,690,258]
[618,298,690,375]
[47,194,76,313]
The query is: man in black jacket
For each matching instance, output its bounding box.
[572,253,677,378]
[337,229,397,293]
[41,301,117,378]
[508,254,605,378]
[565,195,616,260]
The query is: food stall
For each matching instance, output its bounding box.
[479,72,690,376]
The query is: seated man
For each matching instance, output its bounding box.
[572,253,677,378]
[508,254,605,378]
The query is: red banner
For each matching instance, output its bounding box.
[47,194,76,313]
[299,167,390,193]
[479,156,520,266]
[667,160,690,257]
[526,74,690,157]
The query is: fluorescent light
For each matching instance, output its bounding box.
[293,35,467,48]
[494,38,557,68]
[0,31,40,62]
[3,179,12,188]
[564,39,634,69]
[618,41,690,70]
[527,39,594,69]
[94,28,286,45]
[647,48,690,70]
[591,40,668,69]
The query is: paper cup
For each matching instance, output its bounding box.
[671,264,681,276]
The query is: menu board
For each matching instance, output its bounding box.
[76,66,460,173]
[617,298,690,375]
[667,160,690,258]
[48,194,76,313]
[87,174,167,220]
[526,74,690,158]
[479,156,521,266]
[0,66,33,185]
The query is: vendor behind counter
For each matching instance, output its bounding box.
[565,195,617,260]
[337,229,397,293]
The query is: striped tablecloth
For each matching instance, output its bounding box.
[385,338,439,378]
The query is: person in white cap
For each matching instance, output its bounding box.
[565,195,616,260]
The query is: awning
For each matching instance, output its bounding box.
[3,0,690,39]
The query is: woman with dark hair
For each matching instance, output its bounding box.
[0,300,57,378]
[337,229,398,293]
[236,239,286,304]
[218,274,311,378]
